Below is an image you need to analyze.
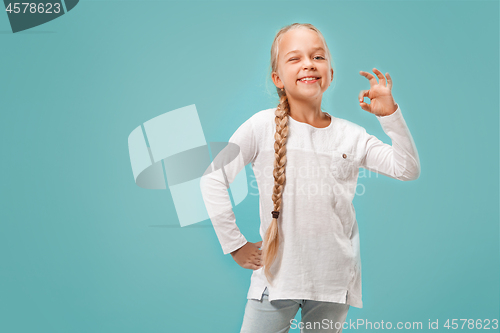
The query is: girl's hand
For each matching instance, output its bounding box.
[230,241,263,270]
[358,68,398,116]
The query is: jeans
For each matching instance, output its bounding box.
[240,287,350,333]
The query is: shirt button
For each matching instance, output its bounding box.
[342,153,347,159]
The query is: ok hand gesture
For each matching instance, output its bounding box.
[359,68,398,117]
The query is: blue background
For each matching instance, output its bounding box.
[0,1,498,332]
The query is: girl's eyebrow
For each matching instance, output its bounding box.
[285,46,325,57]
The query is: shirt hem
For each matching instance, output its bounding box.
[247,286,363,309]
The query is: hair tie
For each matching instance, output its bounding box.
[271,211,280,219]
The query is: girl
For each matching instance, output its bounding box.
[200,23,420,333]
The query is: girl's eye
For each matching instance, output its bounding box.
[289,56,324,61]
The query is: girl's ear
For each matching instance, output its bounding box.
[331,68,334,82]
[271,72,284,89]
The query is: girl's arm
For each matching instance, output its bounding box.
[359,103,421,181]
[200,115,258,255]
[357,69,421,181]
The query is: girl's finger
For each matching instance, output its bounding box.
[386,72,393,91]
[360,102,372,113]
[359,71,377,87]
[358,89,369,102]
[372,68,386,87]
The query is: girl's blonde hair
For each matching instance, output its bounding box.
[262,23,335,284]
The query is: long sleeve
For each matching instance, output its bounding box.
[359,104,421,181]
[200,116,258,255]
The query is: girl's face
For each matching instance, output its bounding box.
[272,28,333,102]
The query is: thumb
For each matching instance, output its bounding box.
[255,241,263,248]
[360,102,372,113]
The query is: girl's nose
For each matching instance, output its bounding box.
[302,60,315,70]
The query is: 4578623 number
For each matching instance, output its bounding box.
[444,319,498,330]
[5,3,61,14]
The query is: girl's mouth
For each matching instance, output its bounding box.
[298,77,320,84]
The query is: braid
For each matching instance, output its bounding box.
[263,92,290,284]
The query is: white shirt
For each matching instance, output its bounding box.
[200,104,420,308]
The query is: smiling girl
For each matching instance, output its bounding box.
[200,23,420,333]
